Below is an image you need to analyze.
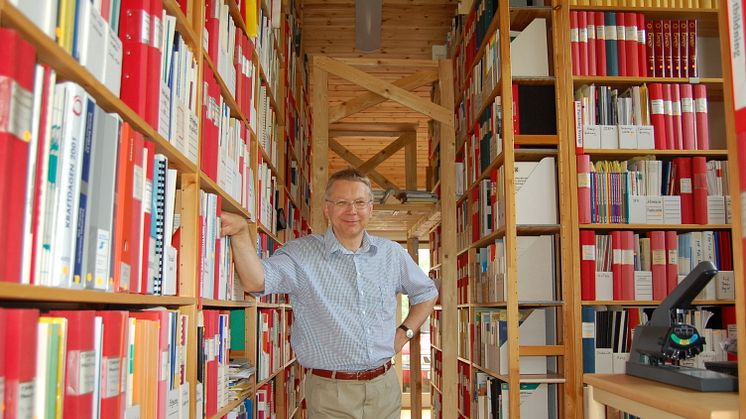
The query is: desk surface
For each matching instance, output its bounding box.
[584,374,739,419]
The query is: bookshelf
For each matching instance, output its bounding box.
[431,0,577,417]
[562,1,745,417]
[0,0,309,418]
[722,0,746,411]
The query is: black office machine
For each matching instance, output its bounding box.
[626,261,738,392]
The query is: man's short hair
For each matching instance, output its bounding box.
[325,168,373,198]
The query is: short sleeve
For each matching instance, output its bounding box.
[397,245,438,305]
[254,244,302,297]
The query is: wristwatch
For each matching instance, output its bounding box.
[399,324,415,339]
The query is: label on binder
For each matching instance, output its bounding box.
[582,245,595,261]
[650,99,665,114]
[668,250,678,265]
[17,381,34,418]
[695,98,708,113]
[652,249,666,265]
[104,357,122,398]
[577,173,590,188]
[582,322,595,338]
[680,178,693,193]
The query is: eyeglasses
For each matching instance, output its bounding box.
[326,199,372,209]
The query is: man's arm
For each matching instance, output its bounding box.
[220,212,265,293]
[395,296,437,353]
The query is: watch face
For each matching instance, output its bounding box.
[406,329,414,339]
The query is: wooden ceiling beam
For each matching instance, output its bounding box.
[328,138,400,192]
[373,203,435,213]
[329,69,438,123]
[334,58,440,68]
[330,122,418,132]
[358,132,416,174]
[314,56,453,126]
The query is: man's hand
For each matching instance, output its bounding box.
[221,212,251,238]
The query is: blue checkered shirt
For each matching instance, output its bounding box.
[258,228,438,371]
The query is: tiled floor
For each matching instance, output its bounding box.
[400,409,431,419]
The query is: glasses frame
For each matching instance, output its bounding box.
[325,199,373,210]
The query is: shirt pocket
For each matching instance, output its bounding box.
[377,280,396,324]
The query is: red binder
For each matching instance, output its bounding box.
[637,13,647,77]
[648,231,667,300]
[662,83,675,149]
[693,84,709,150]
[665,231,679,295]
[680,83,696,150]
[675,157,694,224]
[624,12,639,77]
[3,309,39,419]
[595,12,607,76]
[48,310,96,419]
[587,12,597,76]
[611,231,623,300]
[580,230,596,300]
[578,11,588,76]
[670,83,683,150]
[119,0,151,123]
[621,231,635,300]
[663,20,673,78]
[0,29,36,283]
[692,156,708,224]
[570,11,580,75]
[648,83,667,149]
[146,0,164,129]
[646,20,656,77]
[96,311,129,419]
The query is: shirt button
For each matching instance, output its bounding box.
[362,310,366,315]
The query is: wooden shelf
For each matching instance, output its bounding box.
[202,50,253,130]
[257,301,289,308]
[510,6,553,31]
[580,223,731,230]
[572,76,725,99]
[514,134,559,146]
[210,389,252,419]
[584,148,729,158]
[582,299,735,306]
[200,172,252,219]
[0,3,199,175]
[258,222,284,245]
[0,282,195,305]
[202,298,254,308]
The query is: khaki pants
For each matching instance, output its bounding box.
[305,367,401,419]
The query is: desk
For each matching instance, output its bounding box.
[584,374,738,419]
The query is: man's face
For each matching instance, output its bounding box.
[323,179,373,241]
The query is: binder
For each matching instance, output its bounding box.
[580,230,596,300]
[692,156,709,224]
[637,13,647,77]
[577,154,592,224]
[648,83,667,149]
[680,84,697,150]
[693,84,709,150]
[665,231,679,295]
[96,311,129,419]
[649,231,667,300]
[3,309,39,419]
[595,12,607,76]
[616,12,627,76]
[624,12,639,77]
[48,310,96,419]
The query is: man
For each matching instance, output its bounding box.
[220,168,438,419]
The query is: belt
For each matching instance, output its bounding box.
[310,360,393,381]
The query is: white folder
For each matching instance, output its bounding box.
[514,157,558,225]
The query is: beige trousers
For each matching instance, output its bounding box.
[305,367,401,419]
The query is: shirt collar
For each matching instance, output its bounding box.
[323,228,377,257]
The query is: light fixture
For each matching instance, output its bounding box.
[355,0,382,53]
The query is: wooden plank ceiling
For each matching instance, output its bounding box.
[302,0,456,240]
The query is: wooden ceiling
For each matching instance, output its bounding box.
[302,0,457,240]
